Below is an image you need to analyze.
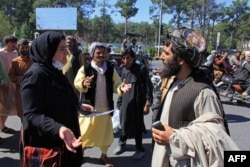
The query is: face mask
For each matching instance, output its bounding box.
[52,60,64,70]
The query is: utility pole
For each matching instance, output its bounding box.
[101,0,106,42]
[157,0,163,57]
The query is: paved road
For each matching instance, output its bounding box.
[1,101,250,167]
[1,61,250,167]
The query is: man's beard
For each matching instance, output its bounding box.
[161,58,181,78]
[20,51,29,56]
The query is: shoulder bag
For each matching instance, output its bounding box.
[21,128,63,167]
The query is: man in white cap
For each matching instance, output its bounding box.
[74,42,130,167]
[204,50,217,67]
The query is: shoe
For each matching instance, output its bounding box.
[113,145,126,155]
[242,92,248,96]
[0,127,16,134]
[131,151,145,160]
[100,153,114,167]
[113,127,119,134]
[241,92,249,99]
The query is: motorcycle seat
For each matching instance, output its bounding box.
[221,75,238,84]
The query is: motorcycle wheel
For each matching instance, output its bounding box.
[217,84,234,102]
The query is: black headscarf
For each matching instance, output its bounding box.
[29,31,69,84]
[30,31,64,65]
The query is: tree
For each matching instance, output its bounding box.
[207,1,225,48]
[238,13,250,50]
[0,0,16,25]
[220,0,250,49]
[11,0,36,39]
[115,0,138,34]
[98,0,114,42]
[1,0,250,50]
[0,11,13,40]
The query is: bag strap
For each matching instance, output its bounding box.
[21,126,25,146]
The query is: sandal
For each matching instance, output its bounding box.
[100,153,114,167]
[0,127,16,134]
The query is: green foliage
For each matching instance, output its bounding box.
[0,0,250,52]
[82,46,89,54]
[0,11,13,41]
[115,0,138,19]
[206,45,213,54]
[115,0,138,33]
[19,23,30,39]
[149,47,156,58]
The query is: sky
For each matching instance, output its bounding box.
[93,0,249,24]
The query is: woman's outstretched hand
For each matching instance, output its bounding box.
[59,126,82,153]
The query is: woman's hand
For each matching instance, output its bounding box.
[152,124,174,145]
[120,79,132,93]
[143,105,150,115]
[59,126,82,153]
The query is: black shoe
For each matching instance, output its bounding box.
[113,144,126,155]
[131,151,146,160]
[0,137,4,144]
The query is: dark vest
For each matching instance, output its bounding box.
[157,75,211,129]
[168,76,210,129]
[81,61,114,110]
[71,50,82,77]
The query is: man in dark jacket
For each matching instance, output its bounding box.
[113,48,153,160]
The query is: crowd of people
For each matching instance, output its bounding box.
[0,27,247,167]
[204,49,250,98]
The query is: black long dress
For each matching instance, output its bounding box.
[119,63,153,137]
[21,31,82,167]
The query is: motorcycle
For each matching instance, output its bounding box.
[216,75,250,104]
[150,68,162,89]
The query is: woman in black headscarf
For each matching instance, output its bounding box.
[21,31,92,167]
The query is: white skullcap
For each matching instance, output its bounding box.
[88,42,105,57]
[244,51,250,55]
[211,50,217,54]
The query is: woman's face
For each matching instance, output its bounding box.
[53,39,69,65]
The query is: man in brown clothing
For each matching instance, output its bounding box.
[0,35,18,134]
[8,39,33,120]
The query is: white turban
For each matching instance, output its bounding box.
[88,42,105,57]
